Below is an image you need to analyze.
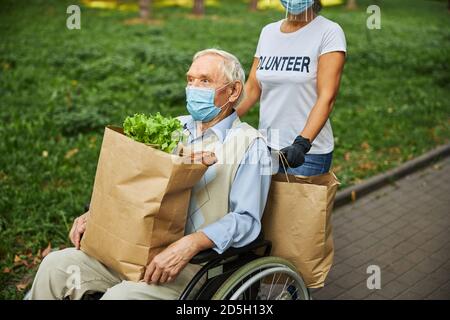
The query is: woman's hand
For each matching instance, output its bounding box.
[236,57,261,117]
[69,212,89,249]
[280,135,312,168]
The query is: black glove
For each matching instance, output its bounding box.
[280,135,312,168]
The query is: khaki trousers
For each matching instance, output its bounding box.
[29,248,202,300]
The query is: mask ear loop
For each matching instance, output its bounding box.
[218,81,237,111]
[304,0,310,22]
[285,1,288,20]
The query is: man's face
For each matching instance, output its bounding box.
[186,54,232,109]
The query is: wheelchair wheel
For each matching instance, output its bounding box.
[212,256,310,300]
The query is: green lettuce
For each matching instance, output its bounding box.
[123,113,183,153]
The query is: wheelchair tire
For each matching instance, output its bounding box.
[212,256,310,300]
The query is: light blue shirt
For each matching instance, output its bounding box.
[179,112,272,254]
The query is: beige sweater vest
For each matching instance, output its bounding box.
[183,117,263,233]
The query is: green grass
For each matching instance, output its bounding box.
[0,0,449,299]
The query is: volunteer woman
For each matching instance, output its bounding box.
[237,0,346,176]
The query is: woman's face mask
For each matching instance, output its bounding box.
[280,0,314,15]
[185,83,231,122]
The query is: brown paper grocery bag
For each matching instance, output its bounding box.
[262,172,340,288]
[80,126,207,281]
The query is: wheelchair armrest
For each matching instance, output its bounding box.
[190,233,270,264]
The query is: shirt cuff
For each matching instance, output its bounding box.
[200,223,233,255]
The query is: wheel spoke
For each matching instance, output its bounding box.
[266,273,276,300]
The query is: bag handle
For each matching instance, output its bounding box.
[276,150,292,183]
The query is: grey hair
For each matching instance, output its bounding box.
[193,48,246,107]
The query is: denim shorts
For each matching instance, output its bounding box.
[278,152,333,177]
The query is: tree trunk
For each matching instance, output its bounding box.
[346,0,357,10]
[139,0,152,20]
[249,0,258,11]
[193,0,205,16]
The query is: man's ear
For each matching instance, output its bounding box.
[228,81,243,103]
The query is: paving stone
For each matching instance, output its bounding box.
[386,258,417,275]
[396,269,427,287]
[310,284,347,300]
[404,248,428,265]
[430,247,450,263]
[333,271,367,290]
[394,290,426,300]
[377,280,410,299]
[414,258,445,274]
[392,241,421,256]
[353,234,381,250]
[365,293,388,300]
[409,276,447,297]
[335,281,372,300]
[371,226,398,240]
[326,263,354,282]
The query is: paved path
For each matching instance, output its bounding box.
[310,157,450,300]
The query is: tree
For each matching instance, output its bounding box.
[346,0,357,10]
[249,0,258,11]
[193,0,205,16]
[139,0,152,20]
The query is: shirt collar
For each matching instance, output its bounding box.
[184,111,238,143]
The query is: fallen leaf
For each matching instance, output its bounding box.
[64,148,79,159]
[16,283,28,291]
[361,141,370,150]
[388,147,401,154]
[16,276,32,292]
[358,161,377,171]
[344,152,351,161]
[32,256,42,267]
[41,242,52,258]
[3,267,11,273]
[0,171,7,181]
[14,255,22,264]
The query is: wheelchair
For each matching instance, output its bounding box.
[24,232,311,300]
[179,232,311,300]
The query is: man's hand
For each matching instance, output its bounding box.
[280,135,312,169]
[69,212,89,249]
[143,232,213,285]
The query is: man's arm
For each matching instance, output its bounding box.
[200,138,272,254]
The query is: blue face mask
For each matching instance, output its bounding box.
[185,84,230,122]
[280,0,314,15]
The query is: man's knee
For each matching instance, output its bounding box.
[100,281,139,300]
[100,281,178,300]
[39,248,83,273]
[31,248,82,299]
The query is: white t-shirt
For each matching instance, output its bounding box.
[255,15,346,154]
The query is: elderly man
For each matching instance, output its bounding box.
[29,48,272,300]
